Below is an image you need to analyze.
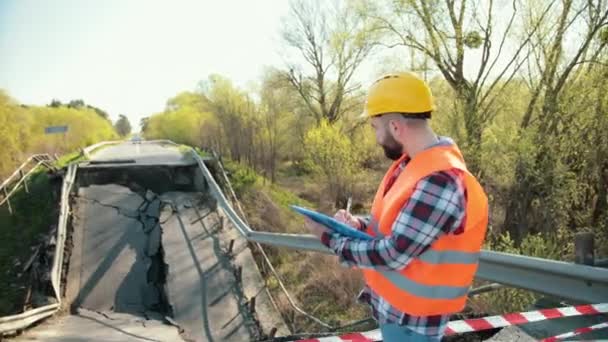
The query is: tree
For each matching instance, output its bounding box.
[281,0,375,124]
[304,119,362,207]
[49,99,62,107]
[67,99,85,108]
[504,0,608,240]
[200,75,259,165]
[363,0,554,174]
[140,117,149,133]
[114,114,132,137]
[259,69,298,183]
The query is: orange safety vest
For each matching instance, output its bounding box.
[362,144,488,316]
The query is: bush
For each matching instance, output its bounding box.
[479,228,574,313]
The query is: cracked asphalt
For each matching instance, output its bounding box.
[16,184,181,341]
[89,143,195,166]
[16,182,283,341]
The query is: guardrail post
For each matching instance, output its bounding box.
[268,327,277,339]
[575,232,595,266]
[249,296,256,313]
[3,187,12,214]
[19,169,29,193]
[227,239,235,255]
[235,266,242,283]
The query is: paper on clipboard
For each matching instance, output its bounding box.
[291,205,372,240]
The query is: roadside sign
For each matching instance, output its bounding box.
[44,125,69,134]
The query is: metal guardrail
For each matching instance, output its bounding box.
[185,146,608,304]
[0,154,57,214]
[0,163,77,334]
[80,140,122,159]
[5,140,605,335]
[209,150,336,330]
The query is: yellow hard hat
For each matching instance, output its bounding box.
[363,72,435,118]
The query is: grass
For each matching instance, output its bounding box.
[0,170,59,316]
[216,159,370,331]
[55,151,85,168]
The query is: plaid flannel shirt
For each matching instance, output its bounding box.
[320,139,467,337]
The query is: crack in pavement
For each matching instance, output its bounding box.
[80,196,141,219]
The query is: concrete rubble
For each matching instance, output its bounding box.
[71,184,167,315]
[15,308,183,342]
[15,163,289,341]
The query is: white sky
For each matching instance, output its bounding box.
[0,0,294,130]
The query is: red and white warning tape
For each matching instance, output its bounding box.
[541,322,608,342]
[297,303,608,341]
[443,303,608,335]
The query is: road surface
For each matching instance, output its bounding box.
[89,142,195,166]
[15,142,288,341]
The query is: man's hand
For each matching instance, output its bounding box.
[304,217,330,240]
[334,209,362,229]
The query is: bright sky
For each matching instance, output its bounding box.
[0,0,291,130]
[1,0,524,133]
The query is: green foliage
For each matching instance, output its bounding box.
[304,119,362,205]
[224,160,261,197]
[55,151,85,168]
[144,91,214,148]
[0,171,56,315]
[481,228,574,313]
[464,31,483,48]
[268,184,313,209]
[599,27,608,44]
[0,90,117,177]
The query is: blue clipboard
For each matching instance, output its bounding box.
[290,205,372,240]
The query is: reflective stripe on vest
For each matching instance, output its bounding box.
[418,250,480,264]
[379,270,470,299]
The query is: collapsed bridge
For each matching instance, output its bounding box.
[1,140,607,341]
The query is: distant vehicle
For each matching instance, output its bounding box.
[130,135,142,144]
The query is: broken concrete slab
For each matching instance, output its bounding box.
[146,224,161,257]
[146,198,161,218]
[72,185,167,316]
[142,283,161,309]
[161,201,255,342]
[14,308,184,342]
[160,192,198,211]
[159,204,174,223]
[216,207,290,337]
[80,184,145,209]
[79,185,143,218]
[142,216,158,233]
[145,189,156,202]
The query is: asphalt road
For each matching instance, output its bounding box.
[90,142,195,166]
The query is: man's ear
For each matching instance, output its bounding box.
[388,119,401,137]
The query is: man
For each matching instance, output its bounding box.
[305,72,489,341]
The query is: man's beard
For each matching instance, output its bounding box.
[381,135,403,160]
